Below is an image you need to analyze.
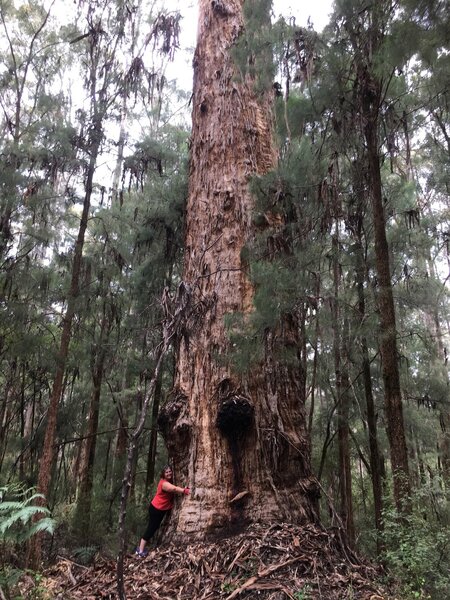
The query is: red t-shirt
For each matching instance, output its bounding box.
[151,478,174,511]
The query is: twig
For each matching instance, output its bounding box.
[225,556,303,600]
[56,555,89,570]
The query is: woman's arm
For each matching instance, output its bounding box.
[162,481,190,494]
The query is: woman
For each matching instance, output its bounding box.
[135,465,189,557]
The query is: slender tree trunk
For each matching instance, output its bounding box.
[37,136,100,493]
[75,318,108,539]
[364,112,411,513]
[354,229,384,542]
[426,258,450,482]
[117,311,176,600]
[160,1,319,538]
[331,225,354,545]
[0,361,16,471]
[307,275,321,436]
[338,321,354,545]
[145,373,162,491]
[31,127,102,566]
[345,0,410,514]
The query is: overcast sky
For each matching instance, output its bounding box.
[168,0,333,90]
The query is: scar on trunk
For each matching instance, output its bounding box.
[158,389,192,472]
[215,379,254,508]
[215,379,254,437]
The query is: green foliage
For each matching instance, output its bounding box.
[232,0,275,90]
[293,585,311,600]
[0,485,56,543]
[0,566,23,600]
[72,545,98,566]
[381,485,450,599]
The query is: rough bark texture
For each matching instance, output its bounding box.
[364,115,411,512]
[160,0,318,538]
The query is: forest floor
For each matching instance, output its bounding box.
[29,523,389,599]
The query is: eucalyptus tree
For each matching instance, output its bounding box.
[157,0,321,540]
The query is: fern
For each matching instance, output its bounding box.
[72,545,98,565]
[0,485,56,543]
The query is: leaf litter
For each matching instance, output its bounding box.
[40,522,389,599]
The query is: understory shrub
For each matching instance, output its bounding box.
[380,484,449,599]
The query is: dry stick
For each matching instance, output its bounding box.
[227,541,250,574]
[225,556,303,600]
[56,555,89,570]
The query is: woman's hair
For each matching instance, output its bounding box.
[160,465,172,479]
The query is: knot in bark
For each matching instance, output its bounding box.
[158,389,192,456]
[211,0,235,17]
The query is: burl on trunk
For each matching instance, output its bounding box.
[159,0,319,538]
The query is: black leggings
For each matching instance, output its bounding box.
[142,504,168,541]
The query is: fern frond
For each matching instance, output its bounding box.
[0,485,56,543]
[17,517,56,542]
[0,505,50,534]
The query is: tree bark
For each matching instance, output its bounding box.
[331,223,355,546]
[30,121,102,566]
[159,0,319,539]
[353,212,384,543]
[425,257,450,482]
[364,113,411,512]
[345,0,411,515]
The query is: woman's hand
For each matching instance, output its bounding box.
[161,481,190,495]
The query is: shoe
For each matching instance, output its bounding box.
[134,548,148,557]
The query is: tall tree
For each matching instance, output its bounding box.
[341,0,412,512]
[159,0,319,537]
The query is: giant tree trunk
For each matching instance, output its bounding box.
[159,0,318,538]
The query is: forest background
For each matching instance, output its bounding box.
[0,0,449,599]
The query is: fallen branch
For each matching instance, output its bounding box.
[225,556,305,600]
